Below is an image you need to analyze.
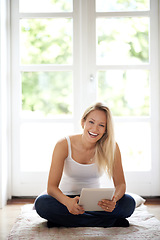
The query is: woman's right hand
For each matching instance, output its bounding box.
[66,196,85,215]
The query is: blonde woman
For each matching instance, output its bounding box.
[35,102,135,228]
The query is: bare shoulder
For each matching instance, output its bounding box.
[56,137,68,147]
[53,137,68,159]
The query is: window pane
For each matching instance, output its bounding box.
[20,123,74,171]
[115,122,151,171]
[96,0,150,12]
[22,72,73,117]
[19,0,73,12]
[20,19,73,64]
[96,17,149,65]
[98,70,150,116]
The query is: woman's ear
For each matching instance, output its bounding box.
[81,119,85,129]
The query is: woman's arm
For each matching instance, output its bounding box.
[47,138,84,215]
[98,143,126,212]
[112,143,126,202]
[47,138,68,204]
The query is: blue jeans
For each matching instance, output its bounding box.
[35,194,135,228]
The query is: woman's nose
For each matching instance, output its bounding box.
[92,124,99,132]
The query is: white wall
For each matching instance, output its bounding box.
[0,0,11,208]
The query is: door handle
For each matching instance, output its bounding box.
[90,74,94,82]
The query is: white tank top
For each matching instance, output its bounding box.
[59,136,103,195]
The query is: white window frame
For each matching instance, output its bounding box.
[11,0,84,196]
[88,0,160,196]
[11,0,160,196]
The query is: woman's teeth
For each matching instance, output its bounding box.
[89,131,98,137]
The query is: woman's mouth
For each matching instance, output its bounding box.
[88,131,98,137]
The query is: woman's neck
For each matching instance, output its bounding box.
[81,134,96,151]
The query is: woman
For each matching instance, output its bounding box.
[35,102,135,228]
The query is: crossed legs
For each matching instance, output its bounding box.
[35,194,135,228]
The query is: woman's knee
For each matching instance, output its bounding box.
[121,194,136,217]
[35,194,68,219]
[35,195,49,218]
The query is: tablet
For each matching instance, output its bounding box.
[79,188,115,211]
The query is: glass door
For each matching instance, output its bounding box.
[11,0,160,196]
[95,0,159,195]
[11,0,80,196]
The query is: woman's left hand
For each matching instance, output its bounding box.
[98,196,116,212]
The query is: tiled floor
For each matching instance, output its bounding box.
[0,200,160,240]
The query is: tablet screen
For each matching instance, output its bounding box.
[79,188,115,211]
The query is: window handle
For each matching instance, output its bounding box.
[90,74,94,82]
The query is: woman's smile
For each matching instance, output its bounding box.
[88,131,99,138]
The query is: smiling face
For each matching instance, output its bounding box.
[82,110,107,143]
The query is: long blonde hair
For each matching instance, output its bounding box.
[81,102,116,178]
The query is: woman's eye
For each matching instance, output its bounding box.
[89,121,94,124]
[100,125,105,128]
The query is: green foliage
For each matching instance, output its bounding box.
[22,72,73,116]
[21,17,73,116]
[128,31,148,62]
[117,0,149,9]
[21,0,149,117]
[98,71,150,116]
[51,0,72,12]
[21,19,72,64]
[97,17,149,64]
